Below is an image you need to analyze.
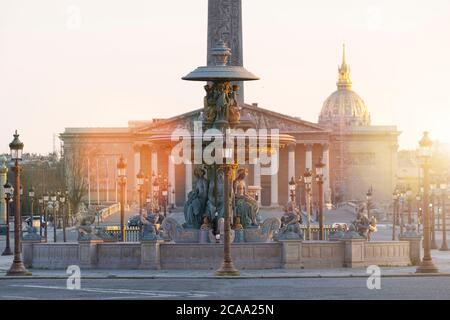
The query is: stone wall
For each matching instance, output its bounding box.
[23,239,416,270]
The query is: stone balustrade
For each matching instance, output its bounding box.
[23,237,418,270]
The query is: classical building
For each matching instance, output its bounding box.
[60,0,399,209]
[319,45,400,204]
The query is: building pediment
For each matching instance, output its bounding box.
[134,104,328,135]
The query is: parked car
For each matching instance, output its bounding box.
[127,215,141,228]
[332,222,349,232]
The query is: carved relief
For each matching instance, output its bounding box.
[208,0,242,67]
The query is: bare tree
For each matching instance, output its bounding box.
[64,142,95,221]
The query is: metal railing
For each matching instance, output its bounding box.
[299,226,339,241]
[101,226,141,242]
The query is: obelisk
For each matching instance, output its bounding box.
[207,0,244,105]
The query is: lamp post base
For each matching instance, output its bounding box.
[1,248,13,256]
[416,260,439,274]
[7,261,31,276]
[216,262,240,277]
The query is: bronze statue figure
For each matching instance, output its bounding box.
[183,166,208,229]
[233,168,260,228]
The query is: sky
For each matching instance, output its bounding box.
[1,0,450,154]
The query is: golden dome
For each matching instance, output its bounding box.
[319,45,371,128]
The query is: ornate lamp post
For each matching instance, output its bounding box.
[430,183,438,249]
[288,177,297,205]
[2,182,13,256]
[439,181,449,251]
[366,187,373,218]
[152,177,160,213]
[43,192,49,242]
[50,192,57,243]
[315,158,325,240]
[136,169,145,218]
[392,190,399,240]
[59,192,66,242]
[117,156,127,242]
[399,191,405,236]
[416,193,422,233]
[416,132,439,273]
[7,131,29,276]
[162,180,169,218]
[28,187,35,228]
[303,169,313,240]
[38,197,43,237]
[406,187,413,225]
[183,39,259,277]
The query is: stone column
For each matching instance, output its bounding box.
[288,144,296,195]
[168,153,176,207]
[79,240,103,269]
[151,149,158,176]
[254,160,262,205]
[305,144,313,170]
[0,156,7,225]
[208,0,244,104]
[322,144,332,206]
[185,163,193,200]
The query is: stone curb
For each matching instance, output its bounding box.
[1,273,450,280]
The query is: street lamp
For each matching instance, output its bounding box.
[216,145,239,276]
[392,190,399,241]
[136,169,145,219]
[406,187,413,225]
[152,177,160,213]
[439,182,448,251]
[59,192,66,243]
[117,156,127,242]
[43,192,49,242]
[416,193,422,233]
[50,192,57,243]
[366,187,373,217]
[2,182,13,256]
[28,187,35,229]
[303,168,313,240]
[315,158,326,240]
[416,132,439,273]
[430,183,438,249]
[289,177,297,203]
[7,130,29,276]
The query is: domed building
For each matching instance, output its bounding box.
[319,46,400,204]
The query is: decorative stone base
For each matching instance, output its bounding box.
[23,239,415,270]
